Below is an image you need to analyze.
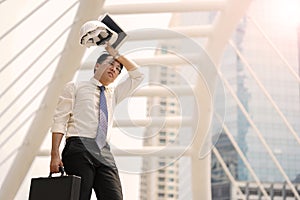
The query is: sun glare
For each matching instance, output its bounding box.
[273,0,300,29]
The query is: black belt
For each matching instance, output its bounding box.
[66,136,95,143]
[66,136,109,150]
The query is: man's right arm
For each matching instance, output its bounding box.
[49,82,75,173]
[50,132,64,173]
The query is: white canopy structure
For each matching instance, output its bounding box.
[1,0,299,199]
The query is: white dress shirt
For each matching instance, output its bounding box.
[51,68,144,140]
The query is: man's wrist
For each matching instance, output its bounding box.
[113,52,121,60]
[51,149,60,157]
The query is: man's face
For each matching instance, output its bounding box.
[96,56,121,85]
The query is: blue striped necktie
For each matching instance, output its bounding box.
[96,86,108,149]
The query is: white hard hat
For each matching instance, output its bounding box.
[79,20,118,48]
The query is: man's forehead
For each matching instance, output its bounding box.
[106,57,121,65]
[106,55,113,59]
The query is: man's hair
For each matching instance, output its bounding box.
[96,53,110,64]
[94,52,123,74]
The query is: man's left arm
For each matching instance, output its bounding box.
[113,62,144,104]
[105,43,144,104]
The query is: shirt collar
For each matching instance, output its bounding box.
[90,77,113,93]
[90,77,103,87]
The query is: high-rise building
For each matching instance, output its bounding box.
[140,48,180,200]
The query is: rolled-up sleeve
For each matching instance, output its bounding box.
[114,68,144,105]
[51,82,75,134]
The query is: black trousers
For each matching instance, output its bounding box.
[62,137,123,200]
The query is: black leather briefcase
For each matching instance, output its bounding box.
[29,167,81,200]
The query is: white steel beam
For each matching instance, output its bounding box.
[171,25,213,38]
[212,148,247,200]
[190,75,213,200]
[131,86,193,97]
[112,146,191,157]
[189,0,252,199]
[113,116,193,127]
[127,26,213,41]
[102,1,226,14]
[205,0,252,65]
[0,1,106,199]
[132,54,188,66]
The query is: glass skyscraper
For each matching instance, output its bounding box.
[212,0,300,198]
[221,0,299,182]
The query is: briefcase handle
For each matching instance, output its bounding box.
[48,166,65,178]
